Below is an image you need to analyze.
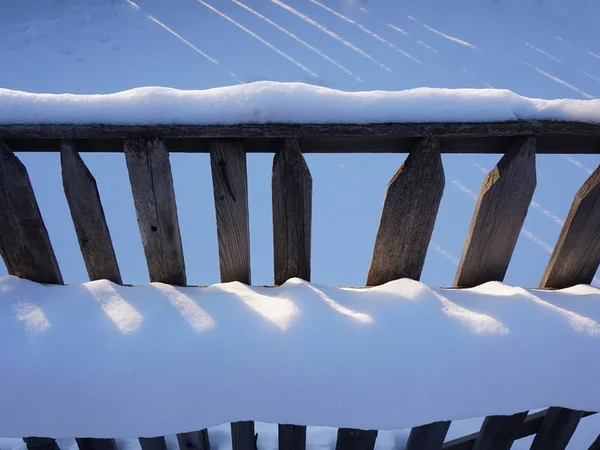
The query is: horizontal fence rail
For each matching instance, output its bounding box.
[1,121,600,450]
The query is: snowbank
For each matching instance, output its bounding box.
[1,275,600,438]
[0,82,599,125]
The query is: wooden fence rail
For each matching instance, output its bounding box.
[1,121,599,450]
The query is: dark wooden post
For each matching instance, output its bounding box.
[124,138,186,286]
[210,139,253,450]
[447,138,537,450]
[125,138,187,450]
[61,140,120,450]
[61,140,122,284]
[530,166,600,450]
[272,138,312,450]
[0,140,63,450]
[347,137,445,450]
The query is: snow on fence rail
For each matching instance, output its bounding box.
[1,95,600,450]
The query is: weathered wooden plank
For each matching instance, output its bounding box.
[406,421,451,450]
[272,138,312,286]
[454,137,536,287]
[210,140,251,284]
[21,438,59,450]
[447,138,536,450]
[272,138,312,450]
[367,137,445,286]
[360,138,445,450]
[124,138,187,449]
[124,138,186,285]
[2,121,600,140]
[0,139,63,284]
[442,410,594,450]
[4,139,62,450]
[5,135,600,155]
[176,430,211,450]
[75,438,117,450]
[540,166,600,289]
[530,407,584,450]
[60,140,122,284]
[231,421,256,450]
[335,429,379,450]
[209,139,254,450]
[139,437,167,450]
[471,412,528,450]
[529,168,600,450]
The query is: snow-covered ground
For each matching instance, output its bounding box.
[2,0,600,449]
[1,276,600,443]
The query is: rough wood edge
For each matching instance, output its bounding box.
[2,121,600,139]
[124,138,186,285]
[60,140,122,284]
[540,166,600,289]
[0,139,63,284]
[454,137,536,288]
[406,421,451,450]
[530,407,584,450]
[367,136,445,286]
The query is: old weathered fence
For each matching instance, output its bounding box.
[1,120,600,450]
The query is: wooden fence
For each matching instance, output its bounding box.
[1,120,600,450]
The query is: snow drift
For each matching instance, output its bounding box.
[0,82,599,125]
[1,275,599,438]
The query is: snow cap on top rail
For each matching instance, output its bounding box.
[0,81,599,125]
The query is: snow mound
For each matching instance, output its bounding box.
[1,275,600,438]
[1,82,599,125]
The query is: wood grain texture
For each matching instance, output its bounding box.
[367,137,445,285]
[472,412,528,450]
[60,140,122,284]
[22,439,59,450]
[454,137,536,288]
[75,438,117,450]
[272,138,312,450]
[530,407,584,450]
[335,429,378,450]
[176,430,211,450]
[278,424,306,450]
[231,421,257,450]
[540,166,600,289]
[6,135,600,155]
[405,421,451,450]
[210,140,251,284]
[138,437,167,450]
[0,139,62,284]
[272,138,312,286]
[209,139,254,450]
[2,121,600,140]
[124,138,186,285]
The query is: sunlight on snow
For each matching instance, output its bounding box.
[84,283,143,334]
[305,283,374,324]
[12,299,51,336]
[524,290,600,336]
[432,289,510,335]
[154,284,216,333]
[220,283,300,330]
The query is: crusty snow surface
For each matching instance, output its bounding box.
[2,0,600,449]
